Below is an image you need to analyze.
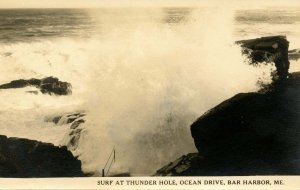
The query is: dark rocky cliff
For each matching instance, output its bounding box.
[156,36,300,176]
[0,135,84,177]
[156,72,300,176]
[191,72,300,175]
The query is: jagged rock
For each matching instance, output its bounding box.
[70,119,85,129]
[63,114,86,151]
[45,112,86,151]
[188,72,300,175]
[0,76,71,95]
[0,135,84,177]
[40,77,71,95]
[155,153,201,176]
[56,113,86,125]
[67,128,83,150]
[236,35,290,80]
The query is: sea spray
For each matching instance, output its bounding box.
[0,7,275,175]
[73,8,273,175]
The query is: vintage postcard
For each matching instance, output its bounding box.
[0,0,300,189]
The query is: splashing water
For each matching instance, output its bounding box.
[0,7,274,175]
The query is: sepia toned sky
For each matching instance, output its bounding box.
[0,0,299,8]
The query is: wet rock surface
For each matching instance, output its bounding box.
[0,76,71,95]
[46,112,86,151]
[0,135,84,177]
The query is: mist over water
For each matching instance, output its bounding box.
[0,7,291,175]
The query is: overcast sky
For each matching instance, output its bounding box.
[0,0,299,8]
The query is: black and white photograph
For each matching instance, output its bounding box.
[0,0,300,189]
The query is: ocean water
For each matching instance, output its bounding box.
[235,7,300,72]
[0,9,95,42]
[0,7,298,175]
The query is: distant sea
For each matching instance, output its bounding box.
[235,7,300,48]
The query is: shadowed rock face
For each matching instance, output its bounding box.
[156,73,300,176]
[0,135,84,177]
[0,76,71,95]
[187,72,300,175]
[236,35,290,80]
[156,36,299,176]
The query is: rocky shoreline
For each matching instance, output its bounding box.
[0,75,87,177]
[0,111,88,177]
[1,35,300,177]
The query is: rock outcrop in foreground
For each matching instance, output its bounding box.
[156,72,300,176]
[0,76,71,95]
[158,36,300,176]
[0,135,84,177]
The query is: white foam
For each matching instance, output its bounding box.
[0,7,275,175]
